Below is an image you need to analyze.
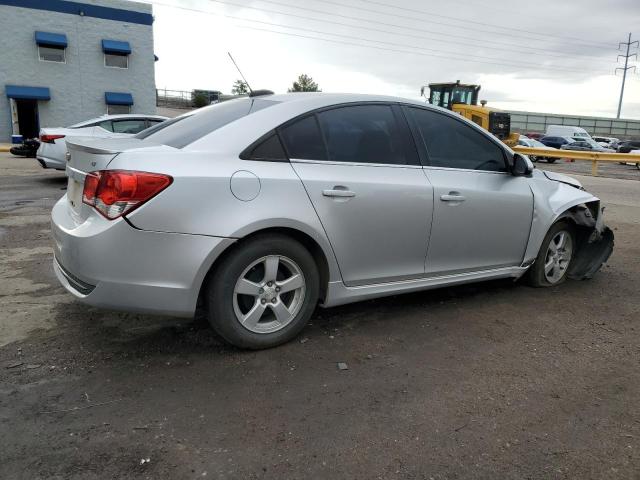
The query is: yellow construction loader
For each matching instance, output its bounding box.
[422,80,519,147]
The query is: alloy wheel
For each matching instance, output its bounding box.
[233,255,306,334]
[544,230,573,284]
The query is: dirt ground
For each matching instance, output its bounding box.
[1,153,639,480]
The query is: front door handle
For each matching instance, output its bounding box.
[323,188,356,198]
[440,192,466,202]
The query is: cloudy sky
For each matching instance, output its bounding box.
[144,0,640,118]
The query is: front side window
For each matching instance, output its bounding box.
[111,119,147,134]
[39,45,65,62]
[316,105,410,165]
[107,104,131,115]
[410,107,507,172]
[105,53,128,68]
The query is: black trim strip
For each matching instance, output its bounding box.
[55,257,95,295]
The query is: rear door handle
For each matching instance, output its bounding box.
[440,193,466,202]
[323,189,356,198]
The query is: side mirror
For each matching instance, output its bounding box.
[512,153,533,176]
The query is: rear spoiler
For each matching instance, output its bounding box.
[65,136,154,155]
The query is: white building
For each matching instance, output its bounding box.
[0,0,156,142]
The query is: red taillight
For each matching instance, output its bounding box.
[40,134,65,143]
[82,170,172,220]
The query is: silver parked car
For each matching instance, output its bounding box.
[52,93,614,349]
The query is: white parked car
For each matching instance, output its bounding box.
[593,136,620,149]
[36,114,168,170]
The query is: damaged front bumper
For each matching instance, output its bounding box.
[566,204,614,280]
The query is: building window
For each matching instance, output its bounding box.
[105,53,128,69]
[38,45,65,63]
[35,31,67,63]
[107,104,131,115]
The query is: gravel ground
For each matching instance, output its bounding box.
[1,153,639,479]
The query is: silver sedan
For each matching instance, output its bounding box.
[51,93,614,349]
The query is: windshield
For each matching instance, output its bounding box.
[530,139,546,148]
[136,98,280,148]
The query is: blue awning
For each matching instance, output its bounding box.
[5,85,51,100]
[105,92,133,105]
[35,31,67,48]
[102,39,131,55]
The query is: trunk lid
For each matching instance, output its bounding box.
[64,137,153,222]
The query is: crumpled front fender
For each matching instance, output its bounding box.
[525,171,614,279]
[567,226,614,280]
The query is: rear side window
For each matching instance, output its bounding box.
[280,115,327,160]
[316,105,411,165]
[136,98,279,148]
[98,120,113,132]
[410,108,506,172]
[243,133,287,161]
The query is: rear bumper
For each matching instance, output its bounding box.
[51,197,235,317]
[37,155,65,170]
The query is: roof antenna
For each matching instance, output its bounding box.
[227,52,253,94]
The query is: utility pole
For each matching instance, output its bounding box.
[615,33,638,119]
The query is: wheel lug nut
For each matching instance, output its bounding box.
[271,298,277,304]
[261,299,266,304]
[275,287,280,292]
[259,288,264,294]
[267,281,273,287]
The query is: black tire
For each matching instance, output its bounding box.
[205,234,319,349]
[546,158,556,164]
[526,221,575,287]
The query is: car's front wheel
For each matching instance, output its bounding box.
[527,221,575,287]
[205,234,319,349]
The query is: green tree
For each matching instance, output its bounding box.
[231,79,249,95]
[288,74,321,92]
[192,92,209,108]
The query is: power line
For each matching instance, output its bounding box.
[200,0,612,61]
[146,0,611,75]
[616,33,638,118]
[235,21,588,73]
[217,0,613,56]
[348,0,614,49]
[234,25,596,73]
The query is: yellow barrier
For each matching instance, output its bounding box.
[512,146,640,176]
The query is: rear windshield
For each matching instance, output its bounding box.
[136,98,279,148]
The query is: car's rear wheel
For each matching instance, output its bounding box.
[527,221,575,287]
[546,158,556,163]
[205,234,319,349]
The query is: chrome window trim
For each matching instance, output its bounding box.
[422,165,511,175]
[290,158,424,169]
